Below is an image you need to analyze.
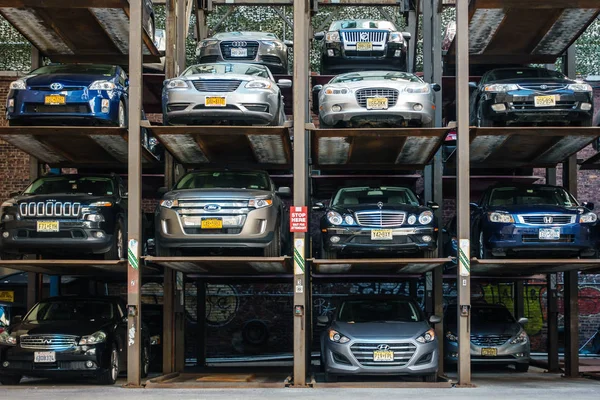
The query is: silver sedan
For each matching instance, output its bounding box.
[162,63,291,126]
[316,71,440,128]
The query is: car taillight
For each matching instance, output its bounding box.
[445,133,457,141]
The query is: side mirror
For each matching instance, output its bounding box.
[277,79,292,89]
[431,83,441,92]
[9,191,20,198]
[283,40,293,47]
[401,32,412,41]
[583,201,595,210]
[468,82,477,89]
[314,31,325,41]
[469,202,479,210]
[157,186,168,195]
[125,79,130,87]
[313,84,323,93]
[277,186,291,196]
[429,315,442,324]
[427,201,440,210]
[313,202,326,211]
[121,192,129,199]
[317,315,330,326]
[12,315,22,324]
[518,317,529,325]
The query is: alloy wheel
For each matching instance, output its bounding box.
[118,103,126,127]
[117,228,124,259]
[111,349,119,382]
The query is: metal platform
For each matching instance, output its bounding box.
[149,125,292,171]
[444,0,600,65]
[144,256,293,275]
[0,127,160,168]
[311,258,450,275]
[0,0,161,64]
[311,128,450,170]
[0,259,157,276]
[470,258,600,276]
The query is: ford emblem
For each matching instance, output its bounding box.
[50,83,63,91]
[204,204,221,212]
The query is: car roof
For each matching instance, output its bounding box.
[486,183,564,191]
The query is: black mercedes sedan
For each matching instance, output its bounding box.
[469,67,594,127]
[316,186,439,259]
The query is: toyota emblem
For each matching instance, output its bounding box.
[376,344,390,351]
[50,83,63,91]
[231,41,247,47]
[540,84,548,90]
[360,33,369,41]
[377,202,384,209]
[543,216,553,224]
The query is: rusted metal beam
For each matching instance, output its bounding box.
[162,268,175,373]
[0,0,124,7]
[546,273,560,373]
[564,270,579,378]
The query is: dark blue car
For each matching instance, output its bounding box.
[472,184,598,259]
[5,64,129,127]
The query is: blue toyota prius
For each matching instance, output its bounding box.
[5,64,129,127]
[471,184,598,259]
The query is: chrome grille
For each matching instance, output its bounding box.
[518,84,567,92]
[20,334,78,350]
[518,215,576,225]
[19,202,80,218]
[220,41,259,60]
[192,80,241,92]
[355,211,406,227]
[470,334,512,347]
[355,88,399,108]
[350,342,416,367]
[341,31,387,43]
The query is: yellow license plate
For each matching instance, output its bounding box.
[205,97,226,107]
[201,218,223,229]
[373,350,394,362]
[356,42,372,51]
[534,95,556,107]
[371,229,393,240]
[44,94,65,105]
[367,97,388,110]
[481,347,497,357]
[37,221,59,232]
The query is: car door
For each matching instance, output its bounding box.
[115,302,128,370]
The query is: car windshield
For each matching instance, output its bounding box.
[23,177,115,196]
[215,31,278,39]
[175,171,271,190]
[488,187,577,207]
[330,72,421,84]
[487,68,565,82]
[332,187,419,206]
[25,300,115,322]
[331,20,396,31]
[338,299,422,323]
[183,63,270,78]
[445,306,515,325]
[31,64,116,76]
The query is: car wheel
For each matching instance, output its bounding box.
[477,105,496,127]
[263,224,281,257]
[319,115,335,129]
[104,220,125,260]
[515,363,529,373]
[421,120,435,128]
[97,345,119,385]
[0,375,22,385]
[478,231,494,259]
[423,249,437,258]
[142,345,150,378]
[118,100,127,128]
[269,102,283,126]
[321,238,337,259]
[422,373,438,382]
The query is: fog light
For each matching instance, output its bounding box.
[85,361,94,368]
[327,49,334,57]
[331,105,342,112]
[581,102,592,111]
[515,353,524,357]
[413,103,423,111]
[2,361,9,367]
[330,236,340,243]
[2,232,8,238]
[394,50,402,57]
[101,99,110,113]
[95,231,105,238]
[491,103,506,112]
[422,235,432,243]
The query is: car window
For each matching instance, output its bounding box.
[183,63,270,78]
[487,68,565,81]
[175,171,271,191]
[25,300,115,322]
[488,187,577,207]
[338,299,422,323]
[332,187,419,206]
[32,64,116,76]
[23,177,115,196]
[330,72,421,84]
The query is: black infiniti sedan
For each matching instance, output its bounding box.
[469,67,594,127]
[316,186,439,259]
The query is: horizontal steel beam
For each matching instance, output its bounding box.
[0,0,123,7]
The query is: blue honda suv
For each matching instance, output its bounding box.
[472,184,598,259]
[5,64,129,127]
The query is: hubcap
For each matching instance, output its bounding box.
[119,104,125,127]
[479,232,484,259]
[117,229,123,259]
[144,347,149,374]
[111,350,118,381]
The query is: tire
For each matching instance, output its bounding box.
[0,375,22,385]
[97,345,119,385]
[515,363,529,373]
[319,115,335,129]
[422,374,438,382]
[324,371,338,383]
[269,102,283,126]
[478,230,494,259]
[141,345,150,378]
[424,249,438,258]
[421,120,435,128]
[263,225,281,257]
[156,242,175,257]
[321,239,337,259]
[242,320,270,346]
[477,104,496,127]
[104,220,125,260]
[118,100,127,128]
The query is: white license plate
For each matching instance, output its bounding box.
[231,48,247,57]
[534,95,557,107]
[373,350,394,362]
[371,229,393,240]
[539,228,560,240]
[34,351,56,363]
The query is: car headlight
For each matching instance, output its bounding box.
[419,211,434,225]
[85,214,105,222]
[344,215,355,225]
[580,212,597,223]
[325,32,340,42]
[510,330,528,345]
[9,79,26,90]
[166,79,188,89]
[261,40,282,48]
[248,198,273,208]
[150,335,161,346]
[89,201,112,207]
[388,32,403,43]
[328,329,350,344]
[416,328,436,343]
[567,83,593,92]
[245,80,272,89]
[484,84,519,92]
[324,87,350,95]
[327,211,343,225]
[0,331,17,346]
[160,199,179,208]
[445,331,457,342]
[199,39,218,48]
[489,212,515,223]
[89,80,116,91]
[405,84,430,94]
[407,215,417,225]
[79,331,107,345]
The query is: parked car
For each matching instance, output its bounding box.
[196,31,292,74]
[141,304,163,372]
[314,20,411,75]
[469,67,594,127]
[155,169,290,257]
[318,296,441,382]
[316,186,439,259]
[314,71,440,128]
[0,174,128,260]
[444,303,530,372]
[162,62,291,126]
[143,0,156,42]
[471,184,598,259]
[5,64,132,127]
[0,296,150,385]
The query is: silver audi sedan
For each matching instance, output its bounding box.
[316,71,440,128]
[162,63,291,126]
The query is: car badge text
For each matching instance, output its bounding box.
[204,204,221,212]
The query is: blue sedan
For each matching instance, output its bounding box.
[472,184,598,259]
[5,64,129,127]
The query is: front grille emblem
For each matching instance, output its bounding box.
[360,32,369,41]
[377,202,383,209]
[231,41,247,47]
[204,204,221,212]
[376,344,390,351]
[540,84,548,90]
[43,339,52,344]
[543,216,553,224]
[50,83,63,91]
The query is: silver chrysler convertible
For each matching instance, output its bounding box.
[315,71,440,128]
[162,63,291,126]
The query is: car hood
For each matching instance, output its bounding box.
[489,77,574,85]
[446,321,521,337]
[332,320,430,340]
[486,204,583,214]
[327,80,427,91]
[329,204,429,215]
[25,74,113,87]
[182,74,268,83]
[12,194,115,206]
[9,319,115,337]
[338,28,393,32]
[164,188,271,200]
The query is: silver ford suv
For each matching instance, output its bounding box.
[155,170,290,256]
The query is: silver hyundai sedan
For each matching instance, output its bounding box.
[316,71,440,128]
[162,63,291,126]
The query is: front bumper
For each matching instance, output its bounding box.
[444,339,530,366]
[323,226,437,255]
[322,42,407,73]
[197,45,288,74]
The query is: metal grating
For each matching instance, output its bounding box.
[20,334,78,351]
[220,41,259,60]
[19,202,81,218]
[350,342,416,367]
[470,334,512,347]
[355,88,399,108]
[192,80,242,93]
[341,31,387,43]
[518,215,576,225]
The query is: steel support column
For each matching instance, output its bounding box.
[564,270,579,378]
[196,279,206,367]
[162,268,175,373]
[514,280,524,320]
[546,273,560,373]
[176,0,187,72]
[455,0,471,386]
[126,0,143,387]
[407,9,417,73]
[26,273,42,310]
[563,156,577,198]
[546,168,557,186]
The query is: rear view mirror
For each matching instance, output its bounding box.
[429,315,442,324]
[313,202,325,211]
[277,187,291,196]
[402,32,412,41]
[314,31,325,41]
[518,317,529,325]
[317,315,330,326]
[469,202,479,210]
[277,79,292,89]
[431,83,441,92]
[313,84,323,93]
[283,40,293,47]
[583,201,595,210]
[469,82,477,89]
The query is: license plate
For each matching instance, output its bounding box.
[37,221,59,232]
[373,350,394,362]
[534,95,556,107]
[481,348,497,357]
[356,42,372,51]
[34,351,56,363]
[230,47,247,57]
[44,94,65,105]
[367,97,388,110]
[201,218,223,229]
[205,97,226,107]
[539,228,560,240]
[371,229,393,240]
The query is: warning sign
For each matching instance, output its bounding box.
[0,291,14,302]
[290,206,308,232]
